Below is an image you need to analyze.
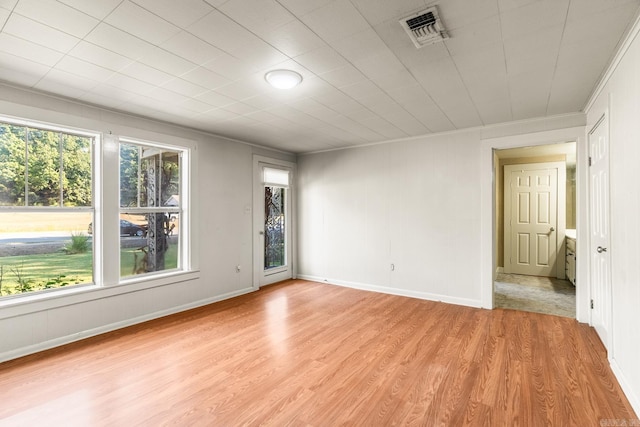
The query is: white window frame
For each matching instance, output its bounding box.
[116,136,191,284]
[0,115,196,311]
[0,115,101,298]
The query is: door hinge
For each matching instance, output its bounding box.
[590,299,594,309]
[588,156,592,166]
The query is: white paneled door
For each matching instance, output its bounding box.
[589,114,611,347]
[504,163,562,276]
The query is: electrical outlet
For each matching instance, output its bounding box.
[235,265,241,273]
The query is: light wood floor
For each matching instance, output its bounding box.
[0,280,636,426]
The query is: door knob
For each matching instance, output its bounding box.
[550,227,555,232]
[597,246,607,253]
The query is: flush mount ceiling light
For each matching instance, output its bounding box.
[265,69,303,89]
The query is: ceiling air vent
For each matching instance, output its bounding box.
[400,7,448,48]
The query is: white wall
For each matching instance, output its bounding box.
[0,84,293,362]
[298,131,483,306]
[585,18,640,415]
[297,114,586,308]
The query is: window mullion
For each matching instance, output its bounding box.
[102,133,121,287]
[24,128,29,206]
[59,131,64,207]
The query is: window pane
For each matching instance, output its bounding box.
[160,151,179,207]
[0,124,26,206]
[264,186,285,270]
[62,134,92,207]
[120,212,179,278]
[120,145,181,208]
[120,143,140,208]
[263,167,289,186]
[0,212,93,297]
[27,128,61,206]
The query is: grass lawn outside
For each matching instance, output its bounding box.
[0,251,92,296]
[121,243,178,278]
[0,243,178,296]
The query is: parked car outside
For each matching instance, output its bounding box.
[88,219,148,237]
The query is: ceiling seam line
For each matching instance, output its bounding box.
[496,0,514,121]
[545,0,572,116]
[443,42,485,127]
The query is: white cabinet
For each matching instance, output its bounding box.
[566,234,576,285]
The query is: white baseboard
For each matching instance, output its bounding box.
[610,358,640,417]
[0,287,256,363]
[298,275,482,308]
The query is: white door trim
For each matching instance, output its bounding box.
[252,155,297,289]
[480,126,588,322]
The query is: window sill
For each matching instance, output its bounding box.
[0,270,200,320]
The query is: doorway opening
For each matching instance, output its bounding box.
[493,142,577,318]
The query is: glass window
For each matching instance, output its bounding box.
[264,186,285,270]
[0,121,95,297]
[119,141,183,278]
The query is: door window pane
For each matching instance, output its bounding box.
[264,186,285,270]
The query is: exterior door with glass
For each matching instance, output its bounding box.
[254,161,293,286]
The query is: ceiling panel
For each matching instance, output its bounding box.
[180,66,232,91]
[85,23,155,60]
[0,51,50,87]
[0,0,16,10]
[35,68,97,98]
[500,0,570,41]
[0,32,64,66]
[13,0,98,38]
[67,41,134,72]
[439,0,499,31]
[509,70,554,119]
[300,0,371,43]
[119,61,173,86]
[160,31,225,66]
[349,0,424,26]
[55,56,115,83]
[137,47,198,76]
[258,20,326,58]
[78,91,133,110]
[130,0,214,28]
[104,1,181,46]
[0,8,8,26]
[503,25,563,77]
[0,0,637,153]
[56,0,120,20]
[218,0,295,35]
[3,13,79,53]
